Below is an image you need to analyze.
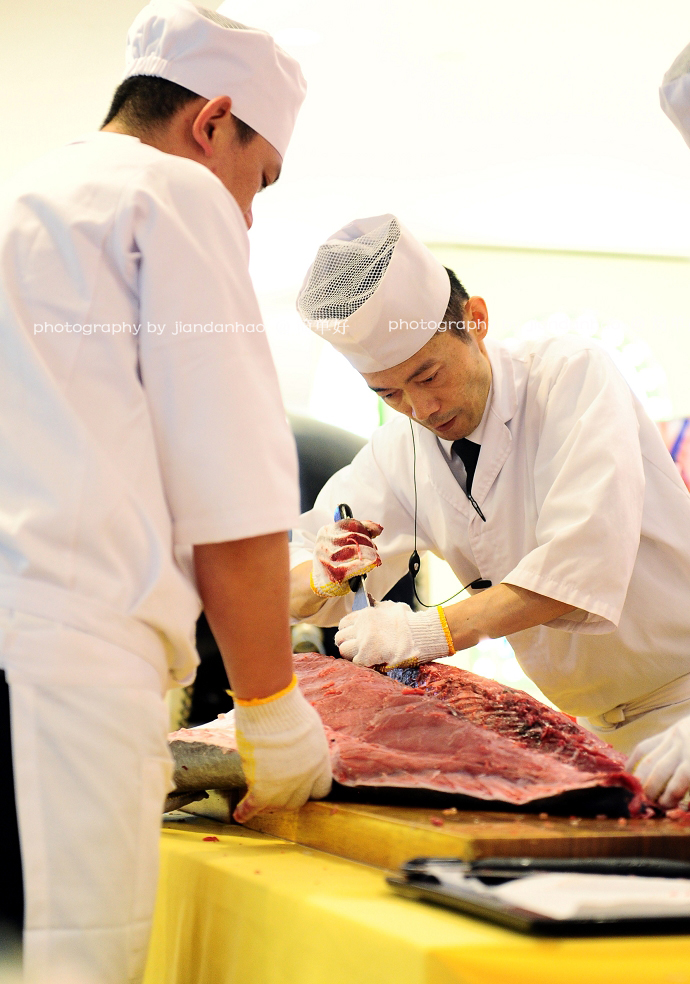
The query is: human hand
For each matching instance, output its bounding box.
[628,716,690,809]
[335,600,453,670]
[310,518,383,598]
[233,677,332,823]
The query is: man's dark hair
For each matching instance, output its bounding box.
[440,266,472,343]
[101,76,257,143]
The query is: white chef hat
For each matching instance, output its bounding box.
[297,214,451,373]
[123,0,306,159]
[660,41,690,150]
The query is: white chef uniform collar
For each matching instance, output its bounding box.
[123,0,307,159]
[437,382,493,495]
[660,41,690,150]
[296,214,451,373]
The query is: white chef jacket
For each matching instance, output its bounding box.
[0,131,300,688]
[660,40,690,150]
[291,336,690,723]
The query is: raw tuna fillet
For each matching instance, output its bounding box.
[390,662,629,778]
[294,654,646,813]
[169,654,648,815]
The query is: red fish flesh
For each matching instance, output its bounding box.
[294,654,646,815]
[169,654,648,816]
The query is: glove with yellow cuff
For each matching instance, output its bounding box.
[233,675,332,824]
[335,600,455,670]
[311,518,383,598]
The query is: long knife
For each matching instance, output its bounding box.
[334,503,371,610]
[400,856,690,883]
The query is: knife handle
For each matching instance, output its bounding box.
[334,504,353,521]
[470,857,690,879]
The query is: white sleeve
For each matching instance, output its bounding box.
[290,429,433,627]
[660,40,690,150]
[133,159,299,545]
[503,347,644,632]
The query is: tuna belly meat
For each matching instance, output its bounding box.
[294,653,645,810]
[410,662,632,777]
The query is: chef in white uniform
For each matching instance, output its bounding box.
[289,214,690,811]
[0,2,331,981]
[659,39,690,152]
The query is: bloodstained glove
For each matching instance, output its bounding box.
[627,715,690,809]
[233,676,332,823]
[335,600,454,670]
[310,518,383,598]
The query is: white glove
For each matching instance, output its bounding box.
[233,676,332,823]
[335,600,454,670]
[311,518,383,598]
[627,716,690,809]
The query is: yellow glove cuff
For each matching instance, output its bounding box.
[231,674,298,707]
[310,570,350,598]
[437,606,455,656]
[310,562,380,599]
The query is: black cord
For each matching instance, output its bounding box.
[408,419,491,608]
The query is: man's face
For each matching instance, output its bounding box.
[166,95,282,229]
[362,299,492,442]
[206,123,282,230]
[104,95,282,229]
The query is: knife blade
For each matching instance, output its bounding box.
[352,579,371,610]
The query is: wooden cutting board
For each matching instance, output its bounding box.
[181,793,690,870]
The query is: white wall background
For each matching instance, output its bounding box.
[3,1,690,693]
[2,3,690,339]
[3,2,690,255]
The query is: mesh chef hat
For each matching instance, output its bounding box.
[123,0,306,159]
[660,41,690,150]
[297,214,451,373]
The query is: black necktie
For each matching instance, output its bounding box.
[452,438,480,496]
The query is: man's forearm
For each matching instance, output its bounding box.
[444,583,575,652]
[290,560,327,619]
[194,532,294,700]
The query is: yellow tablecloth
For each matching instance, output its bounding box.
[144,817,690,984]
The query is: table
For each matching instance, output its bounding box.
[143,816,690,984]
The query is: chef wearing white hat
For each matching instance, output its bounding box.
[290,213,690,810]
[0,2,331,980]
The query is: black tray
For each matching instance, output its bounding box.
[387,876,690,936]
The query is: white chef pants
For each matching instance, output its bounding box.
[0,611,174,984]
